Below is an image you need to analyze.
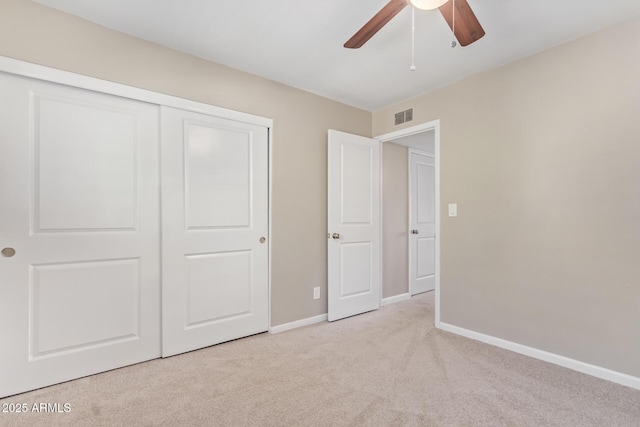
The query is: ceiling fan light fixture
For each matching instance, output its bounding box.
[409,0,448,10]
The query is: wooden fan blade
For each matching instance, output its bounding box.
[439,0,485,47]
[344,0,408,49]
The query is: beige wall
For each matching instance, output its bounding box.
[382,143,409,298]
[0,0,372,326]
[374,18,640,377]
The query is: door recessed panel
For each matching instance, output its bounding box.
[340,242,372,298]
[341,143,372,225]
[185,251,252,327]
[30,259,140,358]
[417,237,435,278]
[417,162,435,225]
[184,122,251,229]
[33,94,137,232]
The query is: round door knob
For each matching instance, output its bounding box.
[411,230,419,234]
[331,233,340,239]
[259,237,266,244]
[1,247,16,258]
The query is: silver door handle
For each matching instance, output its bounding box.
[411,230,419,235]
[331,233,340,239]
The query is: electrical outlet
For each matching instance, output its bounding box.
[313,287,320,300]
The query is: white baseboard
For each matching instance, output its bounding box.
[381,293,411,306]
[438,322,640,391]
[269,313,327,334]
[269,293,412,333]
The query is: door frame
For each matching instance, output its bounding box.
[0,55,275,334]
[376,120,441,327]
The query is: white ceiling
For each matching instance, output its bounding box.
[34,0,640,111]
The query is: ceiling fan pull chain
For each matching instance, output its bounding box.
[451,0,457,48]
[410,5,416,71]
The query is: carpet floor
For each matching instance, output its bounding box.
[1,291,639,426]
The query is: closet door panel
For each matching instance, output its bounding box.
[161,107,269,357]
[0,72,161,398]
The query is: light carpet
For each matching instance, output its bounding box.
[1,292,639,426]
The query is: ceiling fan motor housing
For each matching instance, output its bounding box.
[410,0,449,11]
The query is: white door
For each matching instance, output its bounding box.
[409,151,436,295]
[0,73,160,398]
[161,107,269,357]
[327,130,380,321]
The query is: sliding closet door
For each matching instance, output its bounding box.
[0,72,161,398]
[161,107,269,357]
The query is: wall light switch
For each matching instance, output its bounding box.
[448,203,458,217]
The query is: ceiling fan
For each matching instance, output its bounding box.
[344,0,485,49]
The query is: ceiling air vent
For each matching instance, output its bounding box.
[394,108,413,126]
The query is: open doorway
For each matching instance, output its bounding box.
[377,121,441,326]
